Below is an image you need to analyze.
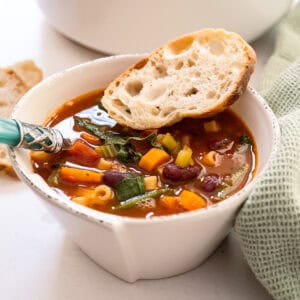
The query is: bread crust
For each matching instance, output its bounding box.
[103,29,256,129]
[0,61,43,177]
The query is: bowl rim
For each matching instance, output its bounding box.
[9,54,281,226]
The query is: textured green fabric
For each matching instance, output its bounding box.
[259,5,300,94]
[235,4,300,300]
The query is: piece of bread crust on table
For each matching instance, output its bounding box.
[0,60,42,177]
[102,28,256,130]
[10,60,43,89]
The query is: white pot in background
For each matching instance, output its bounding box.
[37,0,292,54]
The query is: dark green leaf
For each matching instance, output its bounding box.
[75,117,162,163]
[115,174,145,201]
[117,145,142,163]
[75,117,127,145]
[127,133,156,145]
[239,135,252,145]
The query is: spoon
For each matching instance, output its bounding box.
[0,117,72,153]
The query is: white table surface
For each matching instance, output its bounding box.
[0,1,278,299]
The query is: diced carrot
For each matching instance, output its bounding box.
[60,166,103,184]
[179,190,207,211]
[160,196,179,209]
[138,148,170,172]
[67,140,100,166]
[80,133,100,145]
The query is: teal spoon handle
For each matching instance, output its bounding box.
[0,118,20,146]
[0,117,71,153]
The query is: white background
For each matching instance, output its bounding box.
[0,0,279,299]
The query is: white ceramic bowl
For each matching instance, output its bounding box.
[9,55,280,282]
[37,0,292,53]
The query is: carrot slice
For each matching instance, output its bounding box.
[179,190,207,211]
[60,166,103,184]
[67,140,100,166]
[80,133,100,145]
[138,148,170,172]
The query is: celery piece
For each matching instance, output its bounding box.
[162,133,177,152]
[175,146,193,168]
[96,144,118,158]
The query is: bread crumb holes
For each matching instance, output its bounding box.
[125,80,143,96]
[184,87,198,96]
[113,99,126,108]
[175,61,183,70]
[187,59,195,67]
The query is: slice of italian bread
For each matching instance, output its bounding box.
[0,60,42,176]
[102,29,256,130]
[10,60,43,89]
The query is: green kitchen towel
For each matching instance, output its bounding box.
[235,4,300,300]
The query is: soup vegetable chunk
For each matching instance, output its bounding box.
[31,89,257,218]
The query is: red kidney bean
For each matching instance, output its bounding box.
[103,171,126,187]
[163,163,201,181]
[200,174,220,192]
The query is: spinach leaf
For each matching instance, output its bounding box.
[239,135,252,145]
[115,174,145,201]
[74,117,161,163]
[127,133,160,148]
[75,117,124,144]
[75,117,159,146]
[117,145,142,163]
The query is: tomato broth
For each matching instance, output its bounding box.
[31,89,257,218]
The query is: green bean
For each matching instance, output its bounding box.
[114,188,175,210]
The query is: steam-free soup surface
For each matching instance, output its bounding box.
[31,89,257,218]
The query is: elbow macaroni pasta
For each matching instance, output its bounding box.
[72,185,114,207]
[93,184,114,205]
